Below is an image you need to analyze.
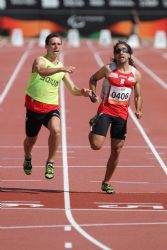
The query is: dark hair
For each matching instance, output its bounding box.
[113,40,135,67]
[45,32,62,46]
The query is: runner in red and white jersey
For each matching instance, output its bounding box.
[88,40,142,194]
[98,62,136,120]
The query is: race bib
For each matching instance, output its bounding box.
[108,86,132,105]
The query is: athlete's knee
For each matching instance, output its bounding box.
[111,140,124,155]
[50,126,61,137]
[24,136,37,146]
[90,143,102,150]
[89,133,104,150]
[89,138,102,150]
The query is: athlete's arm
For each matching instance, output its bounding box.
[134,70,142,119]
[32,57,75,76]
[63,73,91,97]
[89,65,109,103]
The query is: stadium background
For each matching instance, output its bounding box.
[0,0,167,39]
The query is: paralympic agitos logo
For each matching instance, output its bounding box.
[67,15,105,29]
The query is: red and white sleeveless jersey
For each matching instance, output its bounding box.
[98,63,136,120]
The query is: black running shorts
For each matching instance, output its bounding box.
[90,113,127,140]
[25,109,60,137]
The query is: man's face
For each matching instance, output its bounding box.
[46,37,62,56]
[114,45,130,63]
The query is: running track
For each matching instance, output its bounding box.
[1,38,167,250]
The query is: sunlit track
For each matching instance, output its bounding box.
[133,55,167,90]
[1,40,167,250]
[0,40,35,104]
[60,53,111,250]
[60,40,167,249]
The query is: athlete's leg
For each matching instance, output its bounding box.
[89,133,106,150]
[24,109,41,159]
[102,116,127,184]
[24,136,38,159]
[89,113,110,150]
[102,138,125,184]
[47,116,61,163]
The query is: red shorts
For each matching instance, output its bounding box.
[25,95,59,113]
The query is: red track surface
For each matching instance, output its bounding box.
[1,39,167,250]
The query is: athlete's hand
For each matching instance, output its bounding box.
[135,111,142,119]
[64,66,75,73]
[89,90,99,103]
[81,88,92,97]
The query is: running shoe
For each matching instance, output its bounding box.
[23,158,32,175]
[45,162,54,179]
[101,183,115,194]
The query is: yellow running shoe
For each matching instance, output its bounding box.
[45,162,54,179]
[23,158,32,175]
[101,183,115,194]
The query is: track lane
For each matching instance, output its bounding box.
[1,39,167,250]
[63,40,167,249]
[1,42,71,250]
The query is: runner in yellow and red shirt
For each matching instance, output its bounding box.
[23,32,91,179]
[88,40,142,194]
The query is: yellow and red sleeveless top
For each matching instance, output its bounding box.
[98,63,136,120]
[25,57,65,113]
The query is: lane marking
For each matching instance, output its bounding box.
[0,40,35,104]
[1,202,43,208]
[0,145,167,148]
[80,221,167,226]
[133,55,167,90]
[1,200,41,203]
[64,242,72,249]
[95,202,164,210]
[1,224,69,230]
[1,208,167,212]
[129,109,167,174]
[87,40,167,175]
[1,180,42,182]
[1,200,167,212]
[0,165,157,168]
[95,202,164,204]
[2,221,167,230]
[64,225,72,231]
[91,180,167,185]
[60,54,111,250]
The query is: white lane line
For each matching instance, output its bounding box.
[1,200,41,202]
[133,55,167,90]
[1,208,66,211]
[2,208,167,212]
[1,224,69,230]
[86,40,167,175]
[2,178,167,184]
[64,242,72,249]
[0,145,167,149]
[1,180,42,182]
[91,180,167,185]
[60,54,111,250]
[2,221,167,230]
[129,109,167,174]
[64,225,72,231]
[0,40,35,104]
[0,165,157,168]
[80,221,167,226]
